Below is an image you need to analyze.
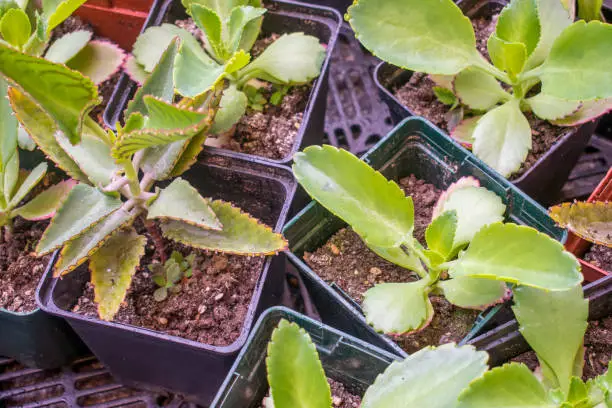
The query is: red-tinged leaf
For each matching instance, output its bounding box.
[550,201,612,247]
[451,116,480,149]
[12,179,77,220]
[66,39,126,85]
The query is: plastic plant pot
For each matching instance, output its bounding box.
[467,274,612,366]
[282,116,567,358]
[372,0,608,207]
[36,151,297,406]
[104,0,342,166]
[211,306,400,408]
[564,166,612,282]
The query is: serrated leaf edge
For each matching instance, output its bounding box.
[82,39,127,85]
[432,176,481,219]
[549,201,612,247]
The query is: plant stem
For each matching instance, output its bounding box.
[120,159,141,198]
[145,218,167,263]
[3,223,13,243]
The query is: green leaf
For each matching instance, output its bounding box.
[512,285,588,394]
[44,30,91,63]
[551,97,612,126]
[438,277,508,309]
[126,37,179,118]
[8,162,46,208]
[132,24,199,72]
[124,54,149,85]
[363,278,433,334]
[450,116,479,148]
[539,21,612,101]
[472,99,532,177]
[495,0,541,57]
[347,0,483,75]
[487,34,528,77]
[0,44,98,144]
[148,178,221,230]
[17,125,35,151]
[527,93,581,120]
[239,33,324,84]
[54,208,135,277]
[449,223,582,290]
[266,320,332,408]
[160,199,287,255]
[3,150,17,204]
[153,286,168,301]
[361,344,489,408]
[578,0,603,21]
[211,85,247,133]
[12,179,75,220]
[567,377,589,404]
[227,6,266,54]
[0,77,17,172]
[66,40,125,85]
[434,185,506,249]
[368,242,426,275]
[0,8,30,48]
[550,201,612,248]
[190,4,224,60]
[293,145,415,248]
[454,68,509,110]
[457,363,552,408]
[36,184,122,255]
[7,88,88,182]
[426,210,458,260]
[525,0,572,70]
[432,86,457,106]
[90,227,146,320]
[44,0,86,34]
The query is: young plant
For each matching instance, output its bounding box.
[125,0,325,137]
[348,0,612,177]
[150,250,195,301]
[573,0,606,21]
[293,145,582,335]
[0,41,286,321]
[550,201,612,247]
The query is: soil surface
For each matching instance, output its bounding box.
[260,378,361,408]
[392,14,568,179]
[584,244,612,272]
[51,17,122,123]
[73,219,266,346]
[512,315,612,381]
[174,18,313,161]
[304,175,480,354]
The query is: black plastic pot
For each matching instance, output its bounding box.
[373,0,605,206]
[104,0,341,166]
[211,306,400,407]
[282,117,566,357]
[36,151,297,406]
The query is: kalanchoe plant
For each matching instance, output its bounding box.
[125,0,325,138]
[572,0,606,21]
[150,250,195,301]
[348,0,612,177]
[0,41,286,320]
[550,201,612,247]
[293,145,582,335]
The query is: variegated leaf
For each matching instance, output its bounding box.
[550,201,612,247]
[12,179,76,220]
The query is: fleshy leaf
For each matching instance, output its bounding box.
[17,125,35,151]
[227,6,266,54]
[457,363,551,408]
[239,33,324,84]
[512,285,588,394]
[368,242,425,275]
[449,223,582,290]
[487,34,528,77]
[37,184,122,255]
[211,85,247,133]
[3,151,18,205]
[123,55,149,85]
[495,0,541,57]
[132,24,201,72]
[90,227,146,320]
[0,44,98,144]
[347,0,483,75]
[44,30,92,63]
[190,4,223,60]
[453,68,508,110]
[425,210,458,261]
[66,40,125,85]
[54,208,135,277]
[148,178,221,230]
[0,77,17,172]
[433,177,480,218]
[527,93,581,120]
[549,201,612,247]
[539,21,612,101]
[44,0,87,34]
[525,0,572,70]
[578,0,603,21]
[551,97,612,126]
[160,199,287,255]
[266,320,332,408]
[361,344,489,408]
[451,116,480,148]
[472,99,532,177]
[293,145,414,248]
[8,162,46,209]
[438,277,509,309]
[12,179,76,220]
[0,8,31,48]
[362,279,433,334]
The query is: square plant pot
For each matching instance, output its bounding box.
[211,306,400,408]
[36,151,297,406]
[373,0,611,207]
[104,0,342,166]
[283,117,567,358]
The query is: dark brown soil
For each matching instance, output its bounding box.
[260,378,361,408]
[392,15,569,179]
[512,315,612,381]
[304,175,481,353]
[584,244,612,272]
[73,219,266,346]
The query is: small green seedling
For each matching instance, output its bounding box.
[293,145,582,335]
[550,201,612,247]
[150,251,195,301]
[0,41,287,321]
[348,0,612,177]
[125,0,325,137]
